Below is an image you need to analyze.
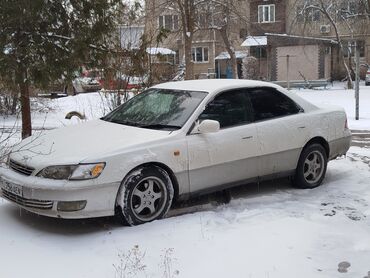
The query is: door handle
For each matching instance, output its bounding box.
[242,136,253,140]
[298,126,306,129]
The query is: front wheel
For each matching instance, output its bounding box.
[293,144,328,189]
[115,166,174,226]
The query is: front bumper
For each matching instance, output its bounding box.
[0,166,120,219]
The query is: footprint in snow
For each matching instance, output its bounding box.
[320,203,366,221]
[338,261,351,273]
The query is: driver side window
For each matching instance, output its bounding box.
[199,89,253,128]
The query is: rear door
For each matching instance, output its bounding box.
[186,89,259,194]
[247,87,310,177]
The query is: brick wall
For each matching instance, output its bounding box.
[249,0,286,36]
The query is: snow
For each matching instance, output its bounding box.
[214,51,248,60]
[0,146,370,277]
[241,35,267,47]
[294,81,370,130]
[1,82,370,277]
[146,47,176,55]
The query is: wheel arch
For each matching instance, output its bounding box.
[121,162,180,203]
[303,136,330,158]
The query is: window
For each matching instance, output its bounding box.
[297,5,321,22]
[199,90,253,128]
[103,89,207,129]
[158,15,179,31]
[258,4,275,23]
[339,1,358,19]
[197,12,212,29]
[343,41,365,58]
[248,88,301,121]
[250,46,267,58]
[192,47,209,63]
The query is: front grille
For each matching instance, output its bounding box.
[9,159,35,176]
[1,189,53,210]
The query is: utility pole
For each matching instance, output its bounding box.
[355,41,360,120]
[286,55,290,90]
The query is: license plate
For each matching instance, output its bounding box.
[0,178,23,197]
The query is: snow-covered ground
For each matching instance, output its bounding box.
[0,147,370,278]
[297,82,370,131]
[1,82,370,278]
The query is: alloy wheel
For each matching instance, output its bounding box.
[303,150,325,184]
[130,176,167,222]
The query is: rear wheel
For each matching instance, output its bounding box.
[293,144,328,189]
[115,166,174,226]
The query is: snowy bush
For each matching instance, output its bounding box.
[0,89,18,116]
[242,56,259,80]
[113,246,179,278]
[113,245,146,278]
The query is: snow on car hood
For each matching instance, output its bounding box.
[10,119,171,169]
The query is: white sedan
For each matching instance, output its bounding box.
[0,80,351,225]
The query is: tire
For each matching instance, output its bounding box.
[293,143,328,189]
[115,165,174,226]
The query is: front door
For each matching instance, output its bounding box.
[186,89,259,194]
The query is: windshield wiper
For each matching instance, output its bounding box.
[140,124,182,130]
[106,118,141,127]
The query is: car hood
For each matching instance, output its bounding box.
[10,119,171,169]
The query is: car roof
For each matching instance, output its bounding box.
[152,79,319,112]
[152,79,282,94]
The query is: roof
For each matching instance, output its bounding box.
[146,47,176,55]
[241,36,267,47]
[215,51,248,60]
[152,79,281,94]
[265,33,338,45]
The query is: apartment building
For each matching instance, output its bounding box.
[286,0,370,80]
[144,0,370,82]
[144,0,248,80]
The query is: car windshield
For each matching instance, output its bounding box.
[102,88,207,130]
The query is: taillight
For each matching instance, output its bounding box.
[345,118,348,129]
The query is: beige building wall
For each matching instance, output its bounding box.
[277,45,319,81]
[144,0,249,80]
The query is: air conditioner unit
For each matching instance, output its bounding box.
[320,25,331,34]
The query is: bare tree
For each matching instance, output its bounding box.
[147,0,249,80]
[175,0,196,80]
[205,0,244,79]
[293,0,370,88]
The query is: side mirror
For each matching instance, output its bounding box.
[194,119,220,134]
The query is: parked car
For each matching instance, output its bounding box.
[72,77,101,94]
[0,80,351,225]
[366,70,370,86]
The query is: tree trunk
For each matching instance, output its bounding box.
[11,93,18,114]
[177,0,195,80]
[219,27,238,79]
[184,33,194,80]
[18,69,32,139]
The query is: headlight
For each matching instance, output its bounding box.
[69,163,105,180]
[37,163,105,180]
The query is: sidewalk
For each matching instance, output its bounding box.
[351,130,370,148]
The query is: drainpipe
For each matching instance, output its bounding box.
[213,29,216,78]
